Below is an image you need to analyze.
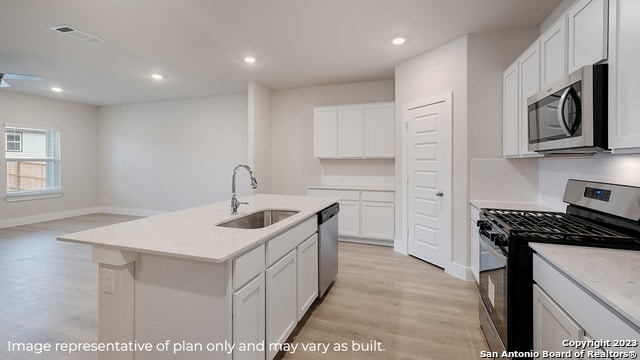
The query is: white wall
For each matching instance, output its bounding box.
[98,94,249,213]
[270,80,395,195]
[468,27,539,159]
[248,81,273,194]
[395,35,469,277]
[0,92,99,224]
[467,27,541,204]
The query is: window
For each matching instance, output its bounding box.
[5,125,61,199]
[6,131,22,152]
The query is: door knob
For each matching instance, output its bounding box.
[435,191,444,197]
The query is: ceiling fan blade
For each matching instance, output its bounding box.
[0,79,9,88]
[3,73,43,81]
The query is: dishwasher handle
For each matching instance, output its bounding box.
[318,203,340,224]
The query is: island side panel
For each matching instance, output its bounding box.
[93,247,137,360]
[135,253,232,360]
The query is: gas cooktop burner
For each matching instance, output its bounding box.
[484,209,639,244]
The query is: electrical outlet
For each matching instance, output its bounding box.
[102,268,115,294]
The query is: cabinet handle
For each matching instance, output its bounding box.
[435,191,444,197]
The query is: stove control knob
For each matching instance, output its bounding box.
[477,220,491,231]
[492,233,507,247]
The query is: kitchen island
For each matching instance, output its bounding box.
[58,194,339,360]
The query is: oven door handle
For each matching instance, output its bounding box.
[479,234,508,264]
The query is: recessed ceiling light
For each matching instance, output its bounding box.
[51,87,62,92]
[150,73,163,80]
[392,37,406,46]
[243,56,256,64]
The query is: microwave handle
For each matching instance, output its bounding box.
[557,87,579,136]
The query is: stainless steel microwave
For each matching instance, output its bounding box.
[527,64,608,154]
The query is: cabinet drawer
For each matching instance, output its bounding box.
[267,216,316,266]
[233,244,265,290]
[361,191,394,202]
[307,189,359,201]
[533,254,640,349]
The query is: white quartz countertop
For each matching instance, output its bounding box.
[58,194,339,263]
[308,184,395,192]
[470,200,555,212]
[530,243,640,329]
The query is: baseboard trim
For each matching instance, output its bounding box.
[447,261,474,282]
[0,207,101,229]
[339,237,394,247]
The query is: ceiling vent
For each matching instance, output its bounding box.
[51,25,105,44]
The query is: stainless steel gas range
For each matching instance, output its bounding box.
[476,179,640,359]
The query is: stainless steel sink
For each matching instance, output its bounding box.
[216,209,300,229]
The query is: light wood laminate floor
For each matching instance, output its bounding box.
[0,214,488,359]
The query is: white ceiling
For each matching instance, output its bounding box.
[0,0,561,106]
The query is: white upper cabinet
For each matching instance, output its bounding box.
[503,41,542,158]
[338,105,365,158]
[568,0,608,73]
[540,18,567,88]
[503,0,611,157]
[313,106,338,158]
[314,102,395,159]
[608,0,640,152]
[365,102,395,158]
[519,42,542,157]
[503,62,520,157]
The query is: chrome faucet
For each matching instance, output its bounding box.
[230,164,258,214]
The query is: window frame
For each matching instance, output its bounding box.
[4,125,62,201]
[6,131,22,152]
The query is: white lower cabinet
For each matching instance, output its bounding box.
[533,284,584,358]
[360,201,394,240]
[233,273,266,360]
[297,234,318,320]
[266,250,297,360]
[533,253,640,358]
[307,187,395,245]
[338,199,360,237]
[229,216,319,360]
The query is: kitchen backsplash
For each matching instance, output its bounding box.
[470,158,539,203]
[538,154,640,210]
[471,154,640,211]
[321,175,394,187]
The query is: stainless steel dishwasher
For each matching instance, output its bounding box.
[318,203,339,297]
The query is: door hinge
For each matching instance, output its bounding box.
[404,121,409,130]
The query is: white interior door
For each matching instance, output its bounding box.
[405,94,452,270]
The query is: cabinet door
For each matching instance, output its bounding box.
[568,0,608,73]
[338,105,364,158]
[540,18,567,87]
[338,200,360,237]
[360,201,394,240]
[519,41,541,156]
[364,102,395,158]
[297,234,318,320]
[503,62,520,157]
[233,273,266,360]
[533,285,584,356]
[608,0,640,151]
[314,107,338,158]
[266,250,297,360]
